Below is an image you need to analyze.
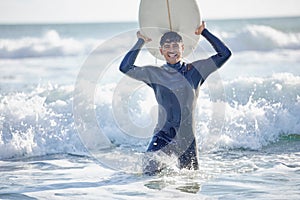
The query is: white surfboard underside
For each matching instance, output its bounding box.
[139,0,201,60]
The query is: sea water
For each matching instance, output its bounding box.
[0,17,300,199]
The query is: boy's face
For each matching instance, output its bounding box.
[160,41,184,65]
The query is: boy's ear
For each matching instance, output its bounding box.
[159,47,163,55]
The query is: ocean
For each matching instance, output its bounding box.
[0,17,300,199]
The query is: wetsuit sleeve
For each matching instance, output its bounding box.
[119,38,151,83]
[192,28,231,83]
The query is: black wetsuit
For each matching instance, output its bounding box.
[120,29,231,174]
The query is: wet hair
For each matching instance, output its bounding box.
[160,31,183,46]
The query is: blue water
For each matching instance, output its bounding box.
[0,17,300,199]
[0,22,138,39]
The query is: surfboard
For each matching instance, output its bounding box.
[139,0,201,60]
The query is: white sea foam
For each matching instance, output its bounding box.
[1,72,299,159]
[224,25,300,51]
[196,24,300,53]
[0,84,86,159]
[0,30,96,58]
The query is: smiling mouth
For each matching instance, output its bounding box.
[167,52,178,58]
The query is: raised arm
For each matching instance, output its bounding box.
[192,22,231,81]
[119,38,145,73]
[200,28,232,68]
[119,31,152,73]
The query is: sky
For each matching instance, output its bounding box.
[0,0,299,24]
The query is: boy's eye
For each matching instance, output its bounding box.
[162,43,180,49]
[172,44,179,48]
[163,44,171,49]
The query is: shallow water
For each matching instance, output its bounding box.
[0,138,299,200]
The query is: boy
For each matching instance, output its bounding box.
[120,22,231,175]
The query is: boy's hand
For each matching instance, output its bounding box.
[137,31,152,43]
[195,21,206,35]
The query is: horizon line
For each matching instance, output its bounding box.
[0,15,299,25]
